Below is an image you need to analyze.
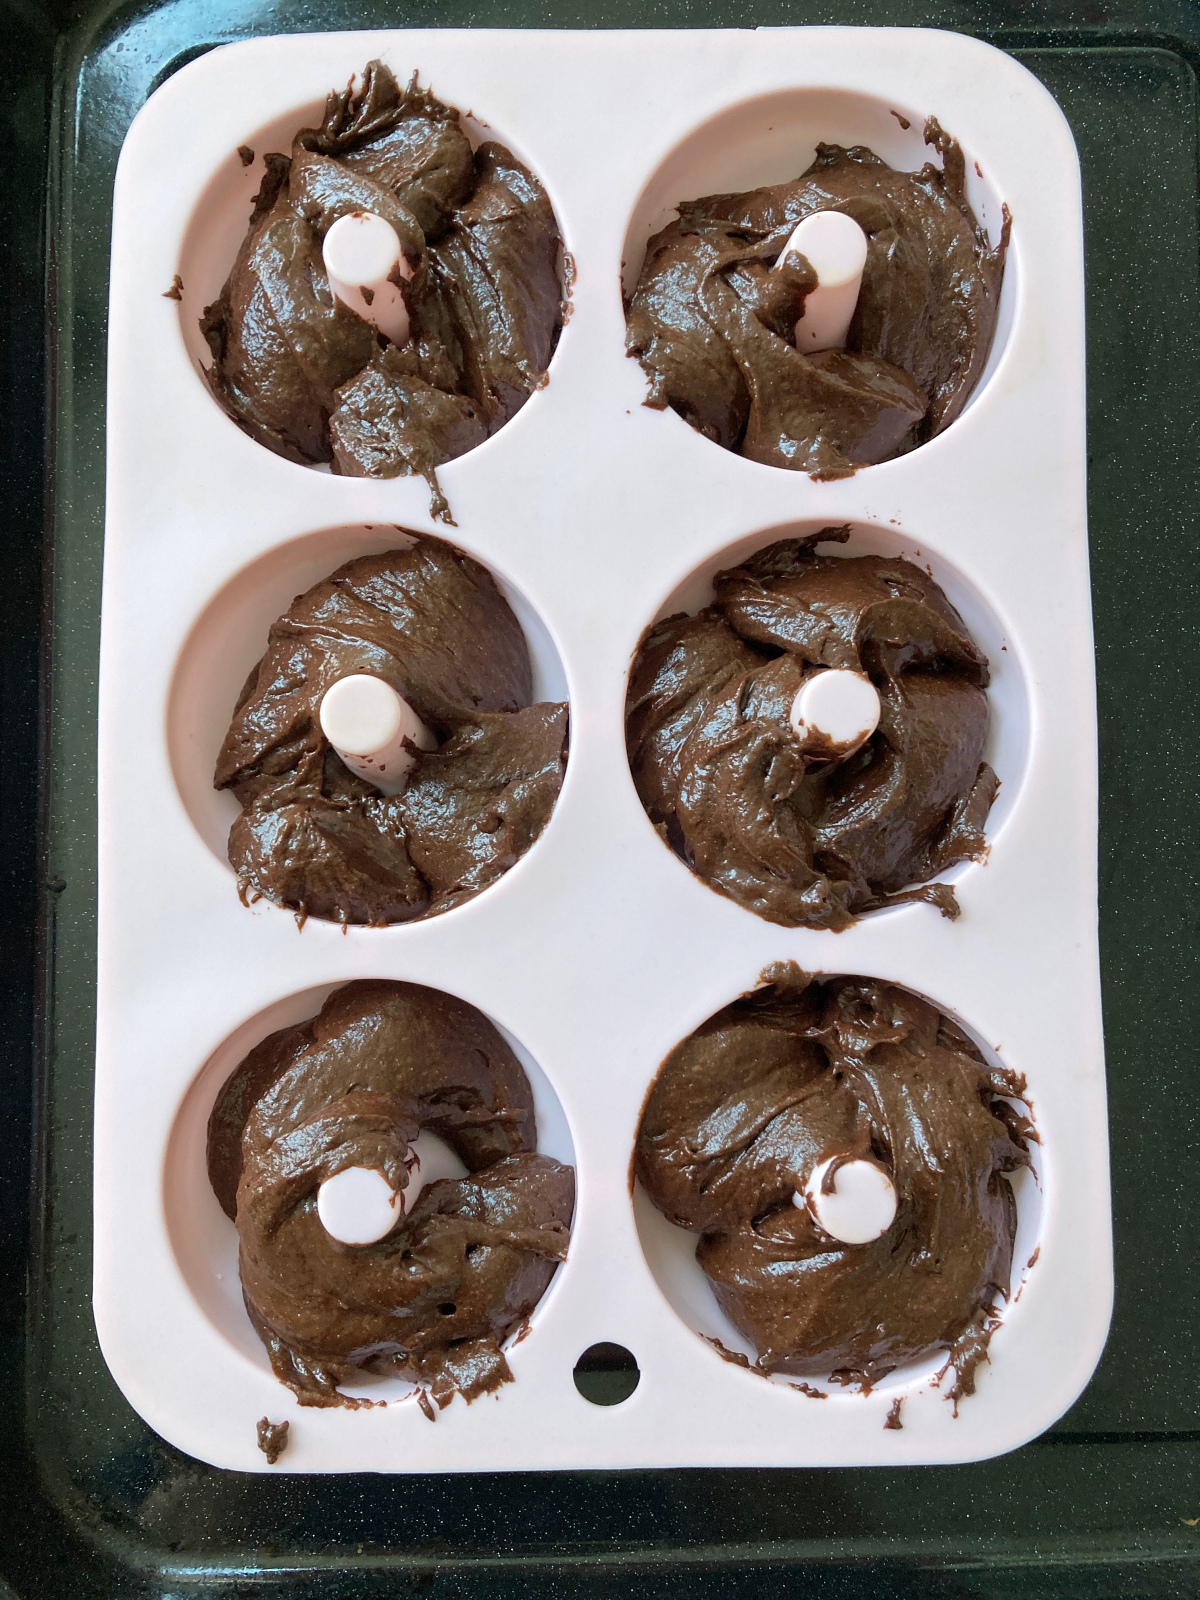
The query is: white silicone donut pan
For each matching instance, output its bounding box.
[97,26,1108,1472]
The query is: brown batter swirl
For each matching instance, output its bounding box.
[215,536,567,926]
[636,964,1033,1399]
[626,530,997,929]
[626,121,1008,476]
[201,61,563,521]
[208,979,575,1410]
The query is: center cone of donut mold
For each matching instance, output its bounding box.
[322,211,414,347]
[625,116,1008,476]
[214,535,568,928]
[207,979,575,1410]
[317,1166,400,1247]
[317,1132,468,1246]
[626,528,997,931]
[788,667,880,755]
[635,962,1034,1401]
[200,59,565,524]
[318,673,437,796]
[799,1157,898,1245]
[775,210,869,354]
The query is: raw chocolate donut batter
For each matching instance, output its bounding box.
[209,980,574,1410]
[636,964,1033,1398]
[626,120,1007,475]
[626,529,997,929]
[215,536,567,926]
[202,60,564,520]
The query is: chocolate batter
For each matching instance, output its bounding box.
[202,61,564,521]
[216,536,567,926]
[209,979,575,1410]
[626,121,1007,475]
[636,964,1033,1397]
[255,1417,289,1461]
[626,530,997,929]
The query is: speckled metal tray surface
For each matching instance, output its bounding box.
[0,0,1197,1592]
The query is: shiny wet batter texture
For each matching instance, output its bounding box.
[215,536,567,925]
[636,964,1033,1397]
[626,530,997,929]
[202,60,563,520]
[208,979,575,1410]
[626,121,1007,475]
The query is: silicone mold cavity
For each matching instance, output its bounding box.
[632,970,1044,1400]
[177,89,569,470]
[629,517,1032,914]
[621,85,1017,462]
[167,521,568,874]
[164,981,577,1402]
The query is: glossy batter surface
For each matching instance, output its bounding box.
[636,964,1032,1397]
[626,530,997,929]
[216,536,567,926]
[626,122,1007,475]
[202,61,563,520]
[209,980,575,1410]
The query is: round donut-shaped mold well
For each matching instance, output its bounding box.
[621,87,1015,470]
[176,73,570,473]
[632,971,1042,1400]
[167,522,569,906]
[626,518,1030,925]
[164,981,576,1405]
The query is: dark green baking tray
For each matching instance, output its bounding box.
[1,0,1197,1592]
